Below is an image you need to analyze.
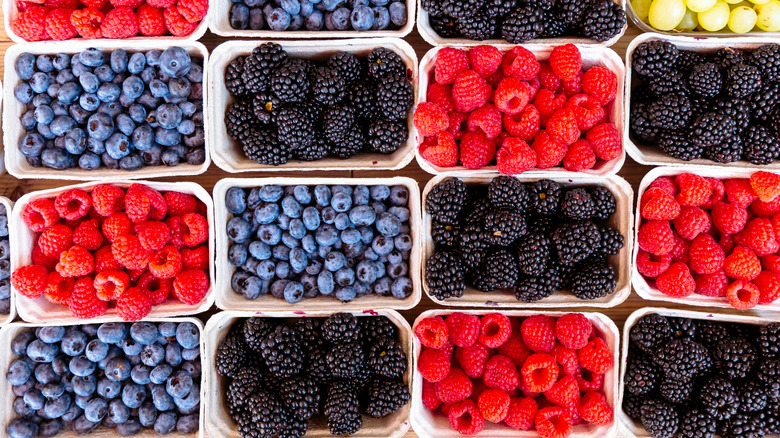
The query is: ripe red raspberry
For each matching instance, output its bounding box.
[459,132,496,170]
[23,198,59,232]
[446,111,468,140]
[455,343,490,378]
[546,109,580,146]
[549,44,581,80]
[149,245,183,279]
[648,176,677,196]
[12,265,48,299]
[137,272,172,305]
[726,280,760,310]
[57,246,94,278]
[468,104,502,139]
[566,94,607,131]
[493,78,532,115]
[637,220,675,255]
[31,243,58,271]
[447,399,484,435]
[582,67,617,105]
[586,123,621,161]
[445,312,480,347]
[72,219,103,251]
[496,137,536,175]
[576,369,604,392]
[521,314,556,353]
[533,89,566,119]
[80,0,107,8]
[725,246,761,281]
[532,131,567,169]
[764,255,780,274]
[735,218,779,256]
[451,70,491,113]
[498,333,533,366]
[483,355,520,392]
[112,235,151,271]
[100,7,138,38]
[675,173,712,207]
[166,215,187,249]
[688,234,725,275]
[720,234,735,254]
[435,368,473,404]
[468,45,502,77]
[505,397,538,430]
[147,0,175,7]
[535,65,559,95]
[125,184,167,224]
[117,287,153,321]
[44,8,77,40]
[641,187,681,221]
[93,270,129,301]
[91,184,125,217]
[176,0,208,22]
[712,202,748,236]
[579,391,612,426]
[427,83,455,114]
[726,178,759,208]
[695,270,728,297]
[44,272,73,306]
[137,4,166,36]
[39,224,73,258]
[181,246,208,271]
[656,262,695,297]
[44,0,78,8]
[755,271,780,304]
[422,380,441,410]
[544,375,580,409]
[110,0,143,7]
[102,213,133,243]
[563,139,596,171]
[555,313,593,350]
[673,206,711,241]
[502,47,540,81]
[415,316,449,349]
[164,4,199,35]
[552,344,579,376]
[503,105,540,141]
[750,171,780,202]
[94,245,122,273]
[521,353,559,393]
[435,48,469,85]
[478,313,511,348]
[420,132,458,168]
[172,269,209,304]
[414,102,449,137]
[69,277,107,319]
[13,6,50,41]
[135,221,171,252]
[751,196,780,218]
[669,234,690,264]
[418,348,450,382]
[478,389,510,423]
[561,71,582,96]
[577,337,613,374]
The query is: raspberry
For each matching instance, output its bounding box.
[676,173,713,207]
[147,0,175,7]
[422,380,441,410]
[44,0,78,8]
[725,178,758,208]
[576,369,604,392]
[521,315,556,353]
[533,64,558,93]
[445,312,480,348]
[69,277,107,319]
[695,270,728,297]
[502,47,540,81]
[703,177,726,209]
[447,399,484,435]
[91,184,125,217]
[483,355,520,392]
[23,198,59,232]
[468,45,502,78]
[712,202,748,235]
[12,265,48,299]
[720,234,735,254]
[505,397,538,430]
[546,109,580,146]
[688,234,725,275]
[750,171,780,202]
[446,111,469,140]
[532,131,566,169]
[172,269,209,304]
[455,343,490,378]
[134,221,171,252]
[94,245,122,273]
[100,7,138,38]
[565,94,607,132]
[648,176,677,197]
[116,287,153,321]
[561,72,582,97]
[38,224,73,258]
[468,104,502,139]
[521,353,559,393]
[45,8,76,40]
[751,196,780,218]
[544,375,580,409]
[498,333,533,366]
[563,139,596,171]
[735,218,779,256]
[555,313,593,350]
[148,245,183,279]
[181,246,208,270]
[418,348,451,382]
[112,235,151,270]
[478,389,510,423]
[552,344,579,376]
[579,391,612,426]
[427,83,455,114]
[669,234,690,264]
[415,316,449,349]
[102,213,133,243]
[435,48,469,85]
[673,206,711,240]
[137,272,171,305]
[638,220,675,255]
[72,219,103,251]
[496,137,536,175]
[32,244,58,271]
[137,5,166,36]
[725,246,761,281]
[435,368,473,404]
[581,67,618,105]
[764,255,780,273]
[56,246,94,278]
[420,133,459,168]
[641,188,681,221]
[414,102,449,137]
[577,337,612,374]
[176,0,208,22]
[656,262,695,297]
[460,132,496,170]
[504,105,540,141]
[44,272,73,306]
[586,123,622,161]
[549,44,581,81]
[451,70,491,113]
[478,313,511,348]
[93,270,129,301]
[726,280,760,310]
[493,78,532,115]
[755,271,780,304]
[12,6,49,41]
[110,0,143,8]
[534,89,567,119]
[125,184,167,224]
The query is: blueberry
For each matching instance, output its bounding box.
[151,384,174,411]
[166,343,182,367]
[333,213,350,230]
[7,359,32,385]
[301,234,318,254]
[174,383,200,411]
[355,281,372,296]
[76,71,98,94]
[36,363,59,384]
[41,380,65,400]
[305,9,324,29]
[177,119,195,136]
[122,75,145,101]
[332,6,351,29]
[29,72,51,94]
[134,402,157,428]
[83,398,108,423]
[104,398,129,424]
[390,185,409,205]
[388,1,406,25]
[19,133,45,157]
[14,83,33,104]
[267,7,291,30]
[16,53,36,80]
[281,196,303,218]
[270,279,290,299]
[154,411,177,435]
[60,400,81,421]
[311,186,330,207]
[340,228,361,245]
[255,260,275,281]
[39,419,62,437]
[344,241,363,258]
[289,247,308,272]
[323,0,345,10]
[169,77,192,98]
[43,392,72,419]
[49,116,76,137]
[158,48,191,79]
[13,396,34,418]
[13,378,35,397]
[62,129,88,156]
[371,200,387,214]
[247,7,264,28]
[165,370,193,399]
[257,223,283,245]
[176,414,199,434]
[336,285,357,301]
[388,261,408,278]
[7,419,38,438]
[20,110,36,130]
[79,49,104,67]
[356,259,378,284]
[106,49,127,74]
[55,69,75,85]
[390,277,412,299]
[254,203,280,224]
[289,187,310,207]
[227,244,248,267]
[72,374,97,397]
[227,216,253,243]
[105,357,131,382]
[98,101,122,118]
[130,363,151,385]
[175,322,199,350]
[315,224,339,247]
[335,267,356,286]
[128,53,146,74]
[150,364,173,385]
[27,340,59,363]
[388,206,410,222]
[86,112,114,141]
[370,5,390,28]
[97,323,127,344]
[376,212,402,237]
[281,0,301,14]
[248,241,272,260]
[130,322,158,345]
[96,82,120,102]
[119,382,146,409]
[69,356,96,377]
[155,127,181,146]
[95,378,120,400]
[104,132,130,160]
[222,188,247,217]
[37,326,66,344]
[275,259,291,278]
[331,192,353,213]
[73,415,99,434]
[256,186,280,203]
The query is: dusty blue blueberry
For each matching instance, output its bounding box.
[141,344,165,367]
[43,393,71,419]
[27,340,59,363]
[105,357,131,382]
[373,276,392,296]
[7,419,39,438]
[166,343,182,367]
[391,277,412,299]
[331,192,352,212]
[336,285,357,301]
[324,251,346,271]
[69,356,96,377]
[227,217,253,243]
[390,185,409,205]
[267,7,291,30]
[302,234,318,254]
[257,260,276,280]
[130,322,158,345]
[314,185,331,206]
[175,322,199,349]
[389,1,406,26]
[150,364,173,385]
[257,224,283,245]
[107,398,129,424]
[120,338,142,356]
[131,364,151,385]
[321,206,337,224]
[97,323,127,345]
[71,375,96,397]
[225,187,247,214]
[35,363,58,383]
[97,378,121,400]
[7,359,31,386]
[122,383,147,409]
[254,203,280,224]
[334,267,356,286]
[152,384,174,411]
[83,397,107,423]
[61,330,88,357]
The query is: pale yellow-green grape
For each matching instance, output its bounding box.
[686,0,717,11]
[728,5,758,31]
[649,0,688,29]
[677,9,700,28]
[748,0,771,6]
[755,0,780,29]
[632,0,654,20]
[698,0,731,29]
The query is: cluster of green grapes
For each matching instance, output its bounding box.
[632,0,780,32]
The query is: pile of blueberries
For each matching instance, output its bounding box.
[14,47,206,172]
[0,203,9,316]
[226,184,415,303]
[229,0,408,32]
[6,321,201,437]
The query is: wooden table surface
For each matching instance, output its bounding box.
[0,16,762,437]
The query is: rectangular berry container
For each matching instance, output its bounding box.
[416,0,627,47]
[624,32,780,170]
[208,0,416,38]
[414,44,626,177]
[9,180,216,324]
[0,316,206,438]
[202,309,413,438]
[212,176,423,311]
[626,2,780,37]
[0,196,16,327]
[207,38,418,173]
[2,40,211,181]
[411,309,621,438]
[421,172,634,308]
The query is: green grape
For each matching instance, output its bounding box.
[755,0,780,30]
[649,0,687,29]
[728,5,758,31]
[686,0,716,11]
[632,0,654,20]
[748,0,770,6]
[725,0,743,4]
[698,0,731,30]
[677,9,700,28]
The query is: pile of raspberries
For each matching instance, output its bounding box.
[416,312,614,437]
[11,0,207,41]
[414,44,622,175]
[11,183,211,321]
[637,171,780,310]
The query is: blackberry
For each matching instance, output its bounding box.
[529,179,562,215]
[295,136,331,161]
[649,70,689,98]
[526,0,554,9]
[321,106,355,144]
[728,322,757,339]
[324,382,362,436]
[421,0,445,16]
[548,261,571,290]
[442,0,483,18]
[639,399,679,438]
[717,47,749,69]
[305,348,332,385]
[348,81,378,120]
[432,220,460,248]
[657,338,711,381]
[216,332,248,378]
[738,380,768,413]
[367,120,407,154]
[622,392,644,421]
[759,322,780,357]
[678,408,717,438]
[330,125,365,160]
[482,211,527,246]
[668,318,696,340]
[648,94,693,130]
[463,197,491,225]
[588,187,616,222]
[456,14,497,41]
[514,276,555,302]
[539,11,569,38]
[516,233,551,277]
[273,105,315,151]
[749,83,780,123]
[764,397,780,434]
[367,48,407,80]
[744,125,780,165]
[242,43,288,94]
[630,313,672,354]
[426,178,467,224]
[598,226,624,256]
[226,366,264,415]
[675,50,707,73]
[236,411,262,438]
[758,359,780,399]
[625,355,658,396]
[327,342,365,379]
[326,52,362,84]
[688,63,723,98]
[425,250,466,300]
[292,317,325,352]
[714,337,756,379]
[580,0,626,42]
[226,100,257,142]
[630,102,661,144]
[695,320,730,348]
[311,67,345,106]
[226,56,248,96]
[279,415,307,438]
[555,0,590,25]
[279,377,320,420]
[486,0,519,16]
[551,221,601,266]
[720,412,766,438]
[243,317,274,353]
[569,258,616,300]
[726,63,762,98]
[359,316,397,343]
[706,137,743,164]
[560,188,596,220]
[632,40,679,79]
[474,249,519,291]
[364,379,410,418]
[260,325,304,378]
[271,58,311,103]
[248,390,288,437]
[322,313,360,344]
[660,377,693,404]
[691,112,736,148]
[750,44,780,83]
[457,223,489,270]
[252,92,281,125]
[429,15,461,38]
[632,84,656,105]
[366,338,407,379]
[242,129,291,165]
[501,7,544,43]
[714,98,751,133]
[488,176,530,212]
[375,74,413,121]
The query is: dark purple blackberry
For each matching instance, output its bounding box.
[569,258,616,300]
[759,322,780,358]
[456,14,497,41]
[657,339,711,381]
[375,74,413,121]
[279,377,320,420]
[695,320,730,348]
[764,397,780,434]
[321,106,355,144]
[640,399,679,438]
[717,47,749,69]
[429,15,461,38]
[260,325,304,378]
[632,84,656,105]
[738,379,768,413]
[271,58,311,103]
[598,226,623,256]
[243,317,275,353]
[359,316,397,342]
[322,313,360,345]
[457,223,489,270]
[555,0,591,25]
[485,0,519,16]
[226,56,248,96]
[488,176,530,212]
[364,379,410,418]
[242,129,291,166]
[367,48,407,80]
[705,136,743,164]
[691,112,736,148]
[216,331,248,378]
[529,179,562,215]
[226,100,257,142]
[630,313,672,354]
[227,366,264,416]
[749,83,780,123]
[279,415,307,438]
[252,92,281,125]
[324,382,362,436]
[421,0,445,16]
[327,342,365,379]
[622,392,645,421]
[425,250,466,300]
[678,408,717,438]
[247,390,288,437]
[473,249,519,291]
[675,50,707,73]
[630,102,660,144]
[326,52,362,85]
[668,318,696,340]
[632,40,680,79]
[659,377,693,404]
[726,63,762,98]
[514,276,555,302]
[242,43,288,95]
[516,233,551,277]
[720,412,766,438]
[275,105,315,151]
[304,348,332,385]
[625,355,658,396]
[426,178,467,225]
[560,188,596,221]
[482,210,527,246]
[500,7,544,43]
[714,337,756,379]
[744,125,780,165]
[648,94,693,130]
[539,11,569,38]
[551,221,601,267]
[292,317,325,352]
[750,44,780,83]
[687,63,723,98]
[348,81,378,120]
[588,186,616,221]
[580,0,625,42]
[366,338,407,379]
[330,125,365,160]
[649,70,689,98]
[442,0,483,18]
[714,98,751,133]
[464,198,491,225]
[367,120,407,154]
[759,359,780,399]
[295,136,330,161]
[432,220,460,249]
[311,67,345,106]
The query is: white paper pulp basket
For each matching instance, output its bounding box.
[0,196,15,327]
[212,177,423,311]
[10,180,215,323]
